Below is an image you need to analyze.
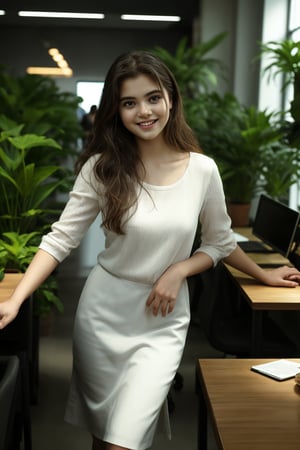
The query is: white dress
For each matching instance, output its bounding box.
[39,152,236,449]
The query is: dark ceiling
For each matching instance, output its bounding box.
[0,0,200,30]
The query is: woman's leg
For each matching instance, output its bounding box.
[92,436,130,450]
[92,436,106,450]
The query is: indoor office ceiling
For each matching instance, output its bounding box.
[1,0,200,30]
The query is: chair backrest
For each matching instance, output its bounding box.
[0,355,20,450]
[197,263,297,357]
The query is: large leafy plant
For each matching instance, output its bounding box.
[0,116,64,234]
[0,67,82,194]
[260,39,300,148]
[197,94,300,202]
[0,231,63,316]
[0,119,67,315]
[0,67,82,158]
[152,33,227,132]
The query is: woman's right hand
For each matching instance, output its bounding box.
[0,299,20,330]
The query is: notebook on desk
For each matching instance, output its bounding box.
[251,359,300,381]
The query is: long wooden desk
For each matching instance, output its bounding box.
[196,358,300,450]
[225,228,300,355]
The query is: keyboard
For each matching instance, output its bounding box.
[238,240,275,253]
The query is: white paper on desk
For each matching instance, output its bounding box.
[251,359,300,381]
[233,232,249,242]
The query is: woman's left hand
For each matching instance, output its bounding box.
[146,264,185,317]
[262,265,300,287]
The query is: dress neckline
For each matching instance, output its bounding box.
[142,153,191,191]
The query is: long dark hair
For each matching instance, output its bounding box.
[76,50,200,234]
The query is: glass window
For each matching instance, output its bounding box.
[76,81,104,114]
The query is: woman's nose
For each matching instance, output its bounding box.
[138,102,151,116]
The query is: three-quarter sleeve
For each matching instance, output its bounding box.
[194,159,237,265]
[39,155,102,262]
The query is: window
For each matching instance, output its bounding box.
[76,81,104,114]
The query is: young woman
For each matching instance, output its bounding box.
[0,51,299,450]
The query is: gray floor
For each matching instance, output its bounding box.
[30,261,222,450]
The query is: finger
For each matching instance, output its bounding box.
[160,301,169,317]
[167,302,175,314]
[146,292,155,307]
[150,298,161,316]
[278,280,298,288]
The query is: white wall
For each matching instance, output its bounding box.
[199,0,266,107]
[198,0,237,95]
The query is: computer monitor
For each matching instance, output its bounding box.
[252,194,300,258]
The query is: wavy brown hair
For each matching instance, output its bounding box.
[76,50,201,234]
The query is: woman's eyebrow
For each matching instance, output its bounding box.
[119,89,162,102]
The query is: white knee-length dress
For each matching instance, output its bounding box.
[39,151,236,449]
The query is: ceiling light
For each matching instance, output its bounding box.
[0,10,5,16]
[57,60,68,68]
[48,48,59,56]
[121,14,181,22]
[28,46,73,78]
[52,53,64,62]
[18,11,105,19]
[27,67,73,77]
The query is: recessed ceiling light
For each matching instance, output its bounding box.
[121,14,181,22]
[18,11,105,19]
[0,10,5,16]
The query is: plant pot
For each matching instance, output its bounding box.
[226,202,251,227]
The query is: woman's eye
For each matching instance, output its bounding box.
[149,95,161,103]
[122,100,135,108]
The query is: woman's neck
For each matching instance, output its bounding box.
[137,136,179,164]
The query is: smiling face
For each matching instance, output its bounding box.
[118,74,172,144]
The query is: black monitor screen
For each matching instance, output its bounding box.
[252,194,300,257]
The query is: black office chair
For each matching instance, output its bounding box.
[0,355,22,450]
[197,264,297,358]
[0,300,34,450]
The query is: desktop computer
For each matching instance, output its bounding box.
[238,194,300,260]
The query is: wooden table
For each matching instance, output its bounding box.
[196,358,300,450]
[225,228,300,355]
[0,272,24,300]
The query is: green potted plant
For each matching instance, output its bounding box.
[152,33,228,128]
[0,67,83,193]
[260,39,300,149]
[0,115,64,233]
[0,231,63,317]
[0,118,66,318]
[198,96,300,223]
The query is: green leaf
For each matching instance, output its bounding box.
[8,134,62,150]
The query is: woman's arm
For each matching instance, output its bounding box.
[223,244,300,287]
[146,245,300,316]
[0,249,58,329]
[146,251,214,316]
